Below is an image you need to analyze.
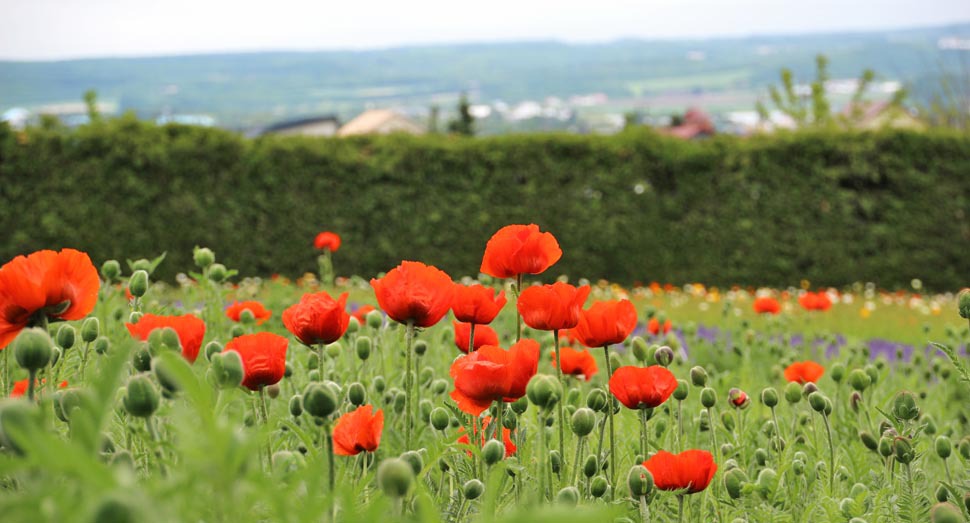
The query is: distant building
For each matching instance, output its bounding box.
[840,101,924,130]
[337,109,424,136]
[260,115,341,137]
[156,114,216,127]
[660,107,716,139]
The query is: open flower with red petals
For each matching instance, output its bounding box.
[314,231,341,252]
[609,365,678,410]
[480,224,562,279]
[517,282,591,332]
[753,296,781,315]
[450,339,540,415]
[453,322,500,353]
[226,301,272,325]
[126,313,207,363]
[333,405,383,456]
[784,361,825,384]
[644,449,717,494]
[0,249,100,350]
[452,284,507,325]
[10,379,67,398]
[457,416,516,457]
[647,318,672,336]
[223,332,288,391]
[551,345,598,381]
[371,261,454,328]
[282,291,350,346]
[798,291,833,312]
[571,299,637,347]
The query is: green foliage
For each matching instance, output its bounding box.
[0,119,968,290]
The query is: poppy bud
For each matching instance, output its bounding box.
[721,443,734,456]
[160,327,181,351]
[673,380,689,401]
[527,374,562,409]
[427,378,446,395]
[549,450,562,474]
[463,479,484,500]
[859,431,878,451]
[392,390,406,413]
[700,387,717,408]
[808,392,827,413]
[430,408,449,431]
[123,376,160,418]
[936,435,952,460]
[511,396,529,415]
[627,465,654,497]
[571,407,596,437]
[802,382,819,397]
[266,384,281,399]
[631,337,649,362]
[13,328,53,372]
[413,340,428,357]
[724,468,747,499]
[936,485,950,503]
[239,309,256,325]
[590,476,609,498]
[94,336,110,355]
[761,387,779,407]
[355,337,371,361]
[792,459,805,475]
[756,468,778,497]
[830,363,845,384]
[347,382,366,406]
[654,346,674,367]
[152,357,183,395]
[720,411,736,431]
[210,351,244,389]
[92,497,138,523]
[372,376,386,394]
[893,437,915,464]
[586,389,608,412]
[754,448,768,466]
[784,382,802,404]
[302,383,338,418]
[848,369,871,391]
[864,365,879,386]
[690,366,708,387]
[482,439,504,465]
[932,502,963,523]
[80,317,100,344]
[850,391,863,413]
[400,450,424,475]
[556,486,579,506]
[959,289,970,319]
[230,325,245,338]
[101,259,122,282]
[892,391,920,421]
[377,458,414,498]
[419,366,434,386]
[728,388,749,409]
[289,395,303,417]
[128,270,149,298]
[839,498,855,518]
[193,246,215,269]
[208,263,228,283]
[582,454,599,478]
[366,310,383,329]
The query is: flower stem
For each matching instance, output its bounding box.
[27,369,37,402]
[469,323,476,353]
[553,329,565,479]
[405,320,415,450]
[603,345,616,484]
[822,412,836,496]
[639,408,649,457]
[537,407,547,503]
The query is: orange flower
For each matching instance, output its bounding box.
[784,361,825,384]
[282,291,350,346]
[449,339,540,415]
[457,416,516,457]
[647,318,672,336]
[451,284,506,325]
[350,305,376,323]
[644,449,717,494]
[608,366,677,410]
[223,332,288,391]
[551,345,598,381]
[126,313,207,363]
[0,249,99,350]
[480,224,562,279]
[517,282,591,332]
[571,299,637,347]
[314,231,341,251]
[10,379,67,397]
[753,297,781,315]
[371,261,454,328]
[798,291,832,312]
[333,405,383,456]
[453,321,499,353]
[226,301,272,325]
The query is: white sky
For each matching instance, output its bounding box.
[2,0,969,61]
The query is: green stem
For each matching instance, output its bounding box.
[638,495,650,523]
[317,343,325,381]
[325,423,335,492]
[572,436,585,486]
[822,413,835,496]
[640,408,649,457]
[259,386,272,468]
[405,320,415,450]
[537,408,547,503]
[469,323,476,353]
[146,416,168,476]
[553,329,565,478]
[603,345,616,484]
[27,369,37,402]
[678,494,685,523]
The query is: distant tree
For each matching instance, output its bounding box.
[623,111,642,129]
[83,89,101,123]
[428,105,440,134]
[447,93,475,136]
[919,64,970,130]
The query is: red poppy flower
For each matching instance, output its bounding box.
[571,299,637,347]
[644,449,717,494]
[480,224,563,279]
[351,305,376,323]
[452,284,507,325]
[457,416,517,457]
[314,231,341,252]
[647,318,672,336]
[608,365,678,410]
[798,292,832,312]
[223,332,288,391]
[753,297,781,315]
[0,249,100,350]
[728,388,750,409]
[10,379,67,398]
[225,301,272,325]
[517,282,591,332]
[126,313,207,363]
[371,261,454,328]
[449,339,540,415]
[332,405,383,456]
[453,322,500,353]
[784,361,825,384]
[282,291,350,346]
[551,345,598,381]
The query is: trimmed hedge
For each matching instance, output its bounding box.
[1,117,968,290]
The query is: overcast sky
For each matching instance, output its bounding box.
[2,0,970,61]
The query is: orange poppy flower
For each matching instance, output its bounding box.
[223,332,288,391]
[453,321,500,353]
[225,301,272,325]
[798,292,832,312]
[551,345,598,381]
[517,282,591,332]
[282,291,350,346]
[571,299,637,347]
[314,231,341,252]
[350,305,376,323]
[480,224,562,279]
[126,313,207,363]
[449,339,540,415]
[0,249,99,349]
[647,318,672,336]
[333,405,383,456]
[457,416,516,457]
[10,379,67,397]
[451,284,507,325]
[753,297,781,315]
[784,361,825,384]
[644,449,717,494]
[608,365,678,410]
[371,261,454,328]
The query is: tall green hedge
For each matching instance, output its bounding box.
[1,117,967,290]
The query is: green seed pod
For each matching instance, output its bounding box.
[936,435,953,459]
[724,468,747,499]
[430,378,448,395]
[583,454,599,478]
[230,324,245,338]
[549,450,562,474]
[958,289,970,319]
[792,459,805,475]
[631,336,649,362]
[586,389,608,412]
[346,382,366,406]
[372,376,386,394]
[482,439,505,465]
[839,498,855,518]
[720,411,736,431]
[892,391,920,421]
[627,465,654,497]
[936,484,950,503]
[830,363,845,384]
[756,468,778,497]
[129,345,151,372]
[355,336,371,360]
[239,309,256,325]
[754,448,768,467]
[690,366,708,387]
[93,335,110,355]
[419,366,434,386]
[609,352,623,371]
[430,408,449,431]
[590,475,609,498]
[400,450,424,476]
[193,246,215,269]
[289,395,303,417]
[959,437,970,460]
[100,259,122,282]
[556,486,579,506]
[324,342,341,359]
[720,443,735,457]
[80,317,100,343]
[463,479,484,500]
[571,407,596,437]
[128,270,149,298]
[365,310,383,330]
[878,436,894,458]
[761,387,779,407]
[848,369,871,392]
[808,392,827,413]
[511,396,529,415]
[302,383,338,418]
[419,399,433,422]
[207,263,228,283]
[864,365,879,386]
[802,382,819,397]
[266,384,281,399]
[377,458,414,498]
[673,379,689,401]
[931,502,964,523]
[527,374,562,409]
[392,390,406,413]
[210,351,244,389]
[123,376,160,418]
[14,328,53,372]
[859,431,878,451]
[894,437,915,464]
[201,341,221,361]
[91,496,138,523]
[784,381,803,404]
[129,311,143,324]
[159,328,181,351]
[152,357,182,395]
[413,339,428,357]
[653,346,674,367]
[700,387,717,408]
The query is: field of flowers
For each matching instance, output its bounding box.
[0,224,968,523]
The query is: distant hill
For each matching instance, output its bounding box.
[1,22,968,130]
